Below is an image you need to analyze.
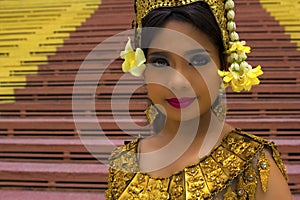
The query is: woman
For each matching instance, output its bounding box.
[106,0,292,199]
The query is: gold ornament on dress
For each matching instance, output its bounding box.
[236,176,247,200]
[244,164,258,200]
[224,186,238,200]
[258,151,271,192]
[106,130,287,199]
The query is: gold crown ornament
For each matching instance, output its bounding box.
[120,0,263,93]
[134,0,229,48]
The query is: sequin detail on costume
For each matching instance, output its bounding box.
[224,186,238,200]
[244,165,258,200]
[106,130,287,199]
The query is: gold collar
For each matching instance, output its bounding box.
[107,129,287,199]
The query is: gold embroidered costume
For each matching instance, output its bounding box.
[106,129,287,199]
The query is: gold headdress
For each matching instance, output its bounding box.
[135,0,228,48]
[121,0,263,93]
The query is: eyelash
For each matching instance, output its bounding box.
[148,54,211,68]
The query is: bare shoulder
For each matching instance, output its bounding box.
[255,148,292,199]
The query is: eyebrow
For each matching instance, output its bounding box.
[184,48,209,56]
[148,48,209,58]
[147,51,168,57]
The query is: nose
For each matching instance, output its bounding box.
[167,66,190,91]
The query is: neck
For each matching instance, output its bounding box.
[158,110,227,155]
[160,109,215,135]
[140,110,229,173]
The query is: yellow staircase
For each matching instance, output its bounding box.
[260,0,300,49]
[0,0,101,103]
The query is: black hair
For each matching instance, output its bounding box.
[139,2,226,133]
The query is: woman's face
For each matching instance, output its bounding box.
[144,20,221,122]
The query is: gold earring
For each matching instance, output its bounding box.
[212,86,227,121]
[144,104,158,124]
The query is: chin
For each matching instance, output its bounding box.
[171,109,202,122]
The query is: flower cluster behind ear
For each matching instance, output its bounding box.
[120,37,146,77]
[218,0,263,92]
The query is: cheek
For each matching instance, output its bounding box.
[192,66,220,102]
[144,65,167,84]
[146,84,164,102]
[144,67,171,100]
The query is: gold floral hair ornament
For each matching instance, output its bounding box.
[120,37,146,77]
[131,0,263,92]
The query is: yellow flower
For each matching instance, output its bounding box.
[218,65,263,92]
[120,37,146,77]
[228,41,251,54]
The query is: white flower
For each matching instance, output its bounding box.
[227,10,235,20]
[225,0,235,10]
[240,61,252,70]
[230,62,240,71]
[238,52,247,61]
[227,21,236,31]
[230,52,239,61]
[230,31,239,41]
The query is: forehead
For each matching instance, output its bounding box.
[146,20,216,55]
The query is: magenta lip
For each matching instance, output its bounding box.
[166,97,196,109]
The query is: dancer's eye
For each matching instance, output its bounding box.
[189,54,211,67]
[148,57,169,68]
